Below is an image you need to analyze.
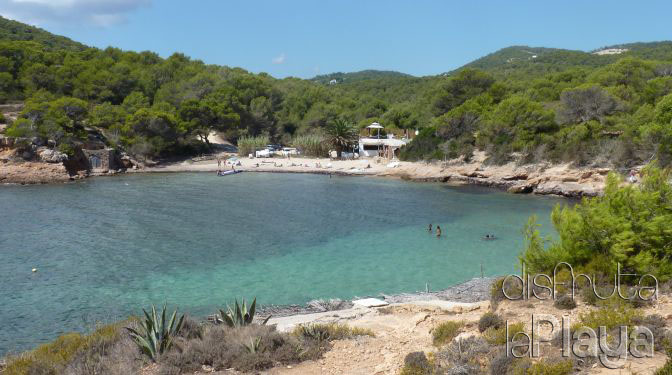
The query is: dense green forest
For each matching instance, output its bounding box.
[1,16,671,166]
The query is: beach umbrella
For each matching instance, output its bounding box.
[367,122,383,138]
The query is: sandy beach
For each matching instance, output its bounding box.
[143,151,611,198]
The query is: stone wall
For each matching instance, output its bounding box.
[81,148,116,172]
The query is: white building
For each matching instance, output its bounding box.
[358,122,408,159]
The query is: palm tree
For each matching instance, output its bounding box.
[325,118,358,158]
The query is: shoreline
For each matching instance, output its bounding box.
[256,277,495,320]
[1,150,617,198]
[139,151,611,198]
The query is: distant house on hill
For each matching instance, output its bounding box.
[329,79,338,85]
[593,48,629,55]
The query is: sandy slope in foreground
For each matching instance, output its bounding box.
[167,294,670,375]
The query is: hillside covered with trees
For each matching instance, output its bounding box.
[0,15,671,168]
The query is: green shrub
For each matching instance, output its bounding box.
[631,314,670,351]
[437,336,491,373]
[580,285,617,306]
[490,351,536,375]
[237,135,269,156]
[400,351,431,375]
[432,321,464,346]
[295,324,331,343]
[159,324,321,373]
[399,127,442,161]
[291,134,328,157]
[577,304,641,332]
[553,294,577,310]
[491,276,523,307]
[479,312,504,333]
[520,166,672,282]
[484,322,526,346]
[292,322,374,341]
[3,321,132,375]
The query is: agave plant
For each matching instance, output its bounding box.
[298,324,331,342]
[218,297,271,328]
[126,304,185,361]
[243,336,263,354]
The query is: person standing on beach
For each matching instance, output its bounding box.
[436,226,441,238]
[428,224,432,233]
[217,158,221,168]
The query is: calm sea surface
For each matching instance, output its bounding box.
[0,172,562,354]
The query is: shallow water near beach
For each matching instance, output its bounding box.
[0,172,561,354]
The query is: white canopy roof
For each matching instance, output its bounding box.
[360,138,407,147]
[367,122,384,129]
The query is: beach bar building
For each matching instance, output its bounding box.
[358,122,408,159]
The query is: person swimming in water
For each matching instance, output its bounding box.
[483,234,496,240]
[428,224,432,232]
[436,226,441,237]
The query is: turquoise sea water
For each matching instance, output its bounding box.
[0,172,562,354]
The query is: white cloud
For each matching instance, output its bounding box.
[0,0,150,27]
[271,52,286,65]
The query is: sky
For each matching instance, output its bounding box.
[0,0,671,78]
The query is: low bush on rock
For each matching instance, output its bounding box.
[490,277,523,307]
[577,304,641,332]
[3,320,139,375]
[553,294,577,310]
[436,336,493,373]
[400,351,432,375]
[159,324,321,374]
[631,314,670,351]
[484,322,526,346]
[489,350,515,375]
[432,321,464,346]
[292,322,374,341]
[478,312,503,333]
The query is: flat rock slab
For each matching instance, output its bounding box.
[268,307,371,332]
[352,298,389,308]
[404,300,487,312]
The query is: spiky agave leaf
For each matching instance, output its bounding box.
[218,297,261,327]
[126,304,185,361]
[247,298,256,325]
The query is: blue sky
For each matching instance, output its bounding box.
[1,0,671,78]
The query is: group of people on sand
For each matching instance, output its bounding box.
[427,223,496,240]
[216,158,236,175]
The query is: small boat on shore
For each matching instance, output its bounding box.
[217,170,244,176]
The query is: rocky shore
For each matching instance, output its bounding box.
[148,151,615,198]
[257,277,494,319]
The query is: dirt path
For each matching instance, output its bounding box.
[267,302,489,375]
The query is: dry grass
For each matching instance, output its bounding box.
[159,323,322,374]
[292,322,375,341]
[2,319,139,375]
